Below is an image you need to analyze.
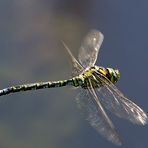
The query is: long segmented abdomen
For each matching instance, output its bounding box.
[0,76,84,96]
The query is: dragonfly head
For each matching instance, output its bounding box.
[106,68,120,84]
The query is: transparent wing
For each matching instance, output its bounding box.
[61,41,84,77]
[78,30,104,68]
[76,79,122,145]
[92,71,148,125]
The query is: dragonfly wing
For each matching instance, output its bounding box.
[93,71,148,125]
[76,80,122,145]
[78,30,104,68]
[61,41,84,77]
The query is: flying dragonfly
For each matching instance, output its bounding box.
[0,30,147,145]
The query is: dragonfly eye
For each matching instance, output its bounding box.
[114,69,120,81]
[106,68,120,83]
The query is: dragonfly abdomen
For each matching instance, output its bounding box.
[0,77,83,96]
[0,82,51,96]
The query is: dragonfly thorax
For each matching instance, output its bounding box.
[80,66,120,89]
[83,66,120,84]
[95,66,120,84]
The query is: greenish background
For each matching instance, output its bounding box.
[0,0,147,148]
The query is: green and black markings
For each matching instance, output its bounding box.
[0,77,84,96]
[0,66,120,96]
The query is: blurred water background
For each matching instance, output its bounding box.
[0,0,148,148]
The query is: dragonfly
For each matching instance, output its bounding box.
[0,30,147,145]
